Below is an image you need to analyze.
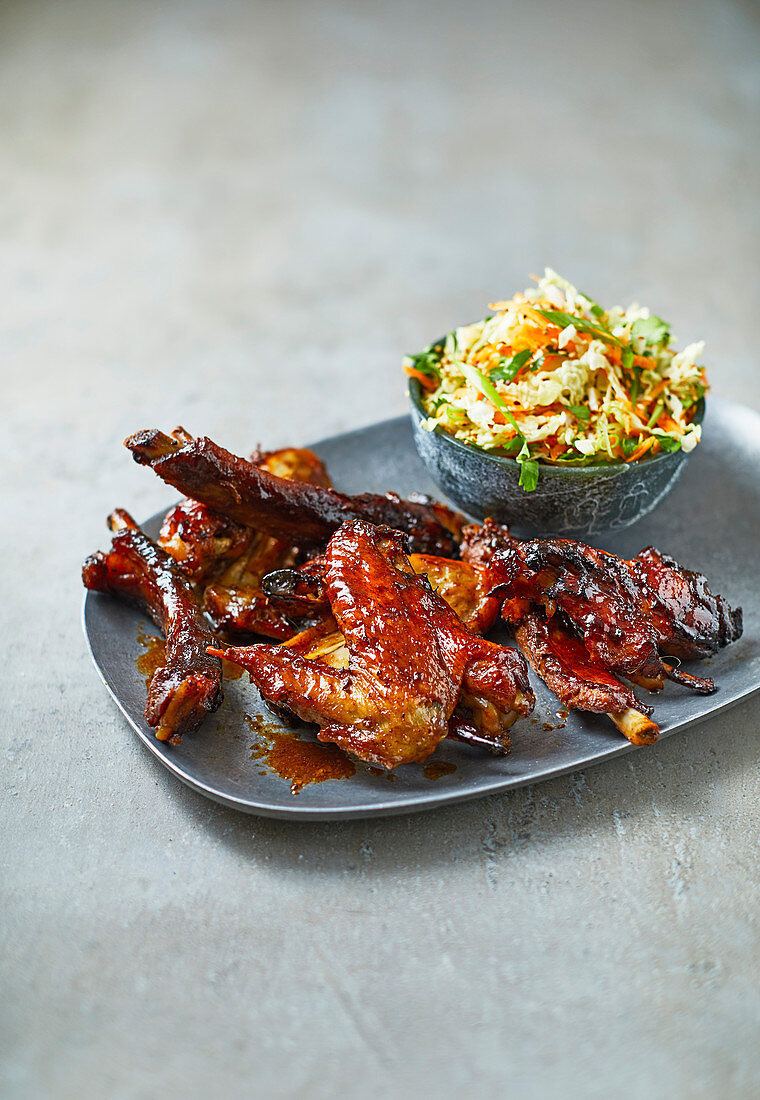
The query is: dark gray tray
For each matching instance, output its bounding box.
[83,398,760,819]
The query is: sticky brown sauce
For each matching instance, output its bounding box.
[221,658,245,681]
[135,628,166,684]
[136,630,245,682]
[423,761,457,781]
[368,766,396,782]
[245,714,355,794]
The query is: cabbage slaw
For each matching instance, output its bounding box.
[404,269,707,491]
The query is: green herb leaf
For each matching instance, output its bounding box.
[620,437,638,458]
[518,458,539,492]
[535,309,623,348]
[681,382,706,409]
[405,346,442,378]
[631,315,670,346]
[621,345,634,372]
[656,434,681,453]
[491,349,532,383]
[567,404,590,421]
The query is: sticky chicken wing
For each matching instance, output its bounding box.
[82,510,223,743]
[211,521,533,769]
[262,553,501,636]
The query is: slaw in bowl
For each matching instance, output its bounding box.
[404,269,708,492]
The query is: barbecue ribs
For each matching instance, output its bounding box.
[125,427,465,556]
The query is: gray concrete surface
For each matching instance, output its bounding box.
[2,1,759,1096]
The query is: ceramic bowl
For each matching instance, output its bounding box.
[409,377,705,537]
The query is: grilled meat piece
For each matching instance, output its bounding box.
[263,553,500,635]
[249,446,332,488]
[629,546,743,660]
[410,555,501,635]
[125,428,465,556]
[82,509,222,744]
[461,519,742,742]
[158,446,335,640]
[514,612,659,746]
[212,521,533,769]
[493,538,664,680]
[158,499,251,584]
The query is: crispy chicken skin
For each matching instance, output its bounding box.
[212,521,533,769]
[82,509,222,744]
[125,428,465,556]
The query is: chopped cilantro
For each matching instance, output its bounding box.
[491,349,532,383]
[406,346,442,379]
[567,405,590,421]
[620,437,638,458]
[518,458,539,492]
[621,345,634,372]
[656,435,681,453]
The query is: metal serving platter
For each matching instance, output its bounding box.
[83,398,760,820]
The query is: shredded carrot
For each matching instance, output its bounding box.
[647,379,669,402]
[624,436,657,463]
[659,413,679,432]
[404,366,436,391]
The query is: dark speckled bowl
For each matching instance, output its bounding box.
[409,378,705,537]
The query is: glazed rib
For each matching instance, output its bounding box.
[461,519,743,745]
[82,509,223,743]
[125,428,465,556]
[514,612,659,746]
[629,546,743,660]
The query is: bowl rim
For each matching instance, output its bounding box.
[408,373,706,477]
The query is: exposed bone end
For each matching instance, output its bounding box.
[107,508,138,532]
[171,425,195,444]
[607,707,660,746]
[124,428,182,464]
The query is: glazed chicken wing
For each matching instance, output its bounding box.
[262,552,501,636]
[82,510,223,743]
[212,521,533,769]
